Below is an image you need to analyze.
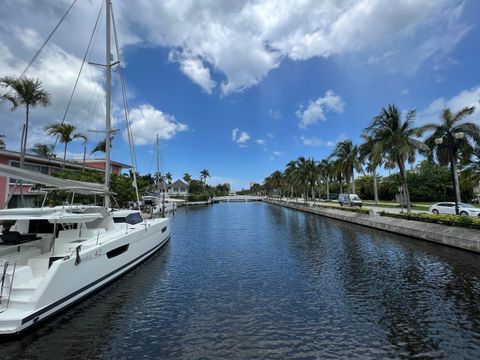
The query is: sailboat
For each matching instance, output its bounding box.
[151,134,176,216]
[0,0,170,335]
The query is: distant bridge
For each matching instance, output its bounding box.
[213,195,265,202]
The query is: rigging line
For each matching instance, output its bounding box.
[111,5,140,208]
[19,0,79,79]
[51,1,104,154]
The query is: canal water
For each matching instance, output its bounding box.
[2,202,480,359]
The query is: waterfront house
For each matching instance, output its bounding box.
[0,149,130,208]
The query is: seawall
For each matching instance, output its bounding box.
[265,199,480,253]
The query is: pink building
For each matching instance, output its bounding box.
[0,149,130,208]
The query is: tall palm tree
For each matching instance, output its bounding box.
[165,172,173,184]
[318,159,333,201]
[359,134,383,204]
[270,170,284,197]
[284,160,298,199]
[200,169,210,183]
[419,106,478,208]
[183,173,192,183]
[45,122,85,167]
[365,104,429,213]
[329,140,361,194]
[0,76,50,167]
[31,143,54,159]
[0,134,5,150]
[91,139,110,154]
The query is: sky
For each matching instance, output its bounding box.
[1,0,480,190]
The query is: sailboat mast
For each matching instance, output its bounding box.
[156,134,161,195]
[104,0,112,208]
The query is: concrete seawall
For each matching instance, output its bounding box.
[265,199,480,253]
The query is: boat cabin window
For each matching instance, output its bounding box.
[113,213,143,225]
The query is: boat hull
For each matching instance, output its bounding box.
[0,219,170,335]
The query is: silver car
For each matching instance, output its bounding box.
[429,202,480,216]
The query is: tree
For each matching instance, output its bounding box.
[183,173,192,183]
[200,169,210,183]
[365,105,429,212]
[31,143,54,159]
[45,122,85,167]
[329,140,361,194]
[285,160,299,199]
[0,76,51,168]
[0,134,5,150]
[318,159,333,201]
[420,106,478,211]
[165,172,173,184]
[359,134,383,203]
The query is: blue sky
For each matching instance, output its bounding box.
[1,1,480,189]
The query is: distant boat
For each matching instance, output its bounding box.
[0,0,170,335]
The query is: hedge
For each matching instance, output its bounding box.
[378,211,480,230]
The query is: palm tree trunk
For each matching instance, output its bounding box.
[351,168,355,193]
[63,142,68,168]
[398,159,411,213]
[372,169,378,204]
[326,180,330,201]
[20,105,29,168]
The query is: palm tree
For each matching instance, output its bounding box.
[461,145,480,183]
[359,134,383,204]
[165,172,173,184]
[318,159,333,201]
[0,76,50,168]
[31,143,54,159]
[91,139,108,154]
[45,122,85,167]
[284,160,298,199]
[183,173,192,183]
[329,140,361,194]
[419,106,478,210]
[270,170,284,197]
[0,134,5,150]
[365,104,429,213]
[200,169,210,183]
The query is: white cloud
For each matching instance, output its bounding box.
[300,133,347,147]
[296,90,345,128]
[169,51,216,93]
[232,128,250,146]
[232,128,239,141]
[402,88,410,95]
[418,86,480,125]
[120,0,470,94]
[266,133,274,138]
[255,139,266,145]
[273,151,284,156]
[125,104,188,145]
[237,132,250,144]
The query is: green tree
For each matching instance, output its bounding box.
[419,106,478,209]
[365,104,429,212]
[329,140,361,194]
[165,172,173,184]
[318,159,334,201]
[183,173,192,183]
[359,134,383,203]
[31,143,54,158]
[200,169,210,183]
[0,134,5,150]
[45,122,85,167]
[0,76,50,167]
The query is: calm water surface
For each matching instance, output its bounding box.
[2,202,480,359]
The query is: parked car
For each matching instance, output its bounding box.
[338,193,363,207]
[429,202,480,216]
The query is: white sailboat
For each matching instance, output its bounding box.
[0,0,170,335]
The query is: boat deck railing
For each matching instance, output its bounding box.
[0,260,16,313]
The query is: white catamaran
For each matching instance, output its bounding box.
[0,0,170,335]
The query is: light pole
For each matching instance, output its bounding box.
[435,131,464,215]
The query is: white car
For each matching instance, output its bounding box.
[429,202,480,216]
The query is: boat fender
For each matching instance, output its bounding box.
[75,245,82,265]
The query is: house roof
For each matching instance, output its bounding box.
[170,179,188,188]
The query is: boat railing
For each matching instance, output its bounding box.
[0,260,16,313]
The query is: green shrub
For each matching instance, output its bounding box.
[378,211,480,230]
[187,194,210,202]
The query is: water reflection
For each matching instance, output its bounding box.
[1,202,480,358]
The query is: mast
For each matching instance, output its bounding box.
[156,134,161,195]
[104,0,112,208]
